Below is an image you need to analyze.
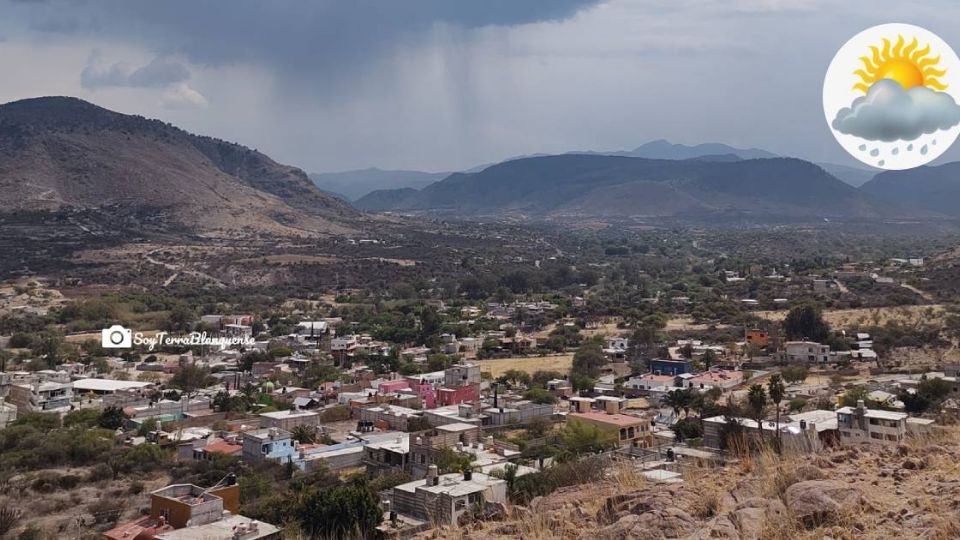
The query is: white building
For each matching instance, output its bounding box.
[836,400,908,446]
[783,341,831,364]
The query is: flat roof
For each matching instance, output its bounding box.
[259,409,319,419]
[394,472,504,497]
[836,406,907,420]
[436,422,479,433]
[72,378,153,392]
[569,411,646,428]
[154,514,280,539]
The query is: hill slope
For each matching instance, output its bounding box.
[0,97,357,235]
[358,154,910,222]
[861,162,960,217]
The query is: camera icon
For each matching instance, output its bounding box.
[102,325,133,348]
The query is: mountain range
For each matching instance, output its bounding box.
[0,96,956,231]
[0,97,357,236]
[309,168,449,201]
[355,154,918,222]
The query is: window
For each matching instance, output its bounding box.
[870,432,882,440]
[454,499,466,511]
[885,434,897,441]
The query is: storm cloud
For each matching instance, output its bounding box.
[832,79,960,142]
[3,0,960,172]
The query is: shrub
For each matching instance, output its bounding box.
[0,502,21,536]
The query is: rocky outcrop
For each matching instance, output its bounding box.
[785,480,864,526]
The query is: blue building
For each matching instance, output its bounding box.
[649,359,692,376]
[241,427,296,464]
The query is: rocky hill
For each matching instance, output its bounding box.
[0,97,358,236]
[357,154,916,222]
[455,433,960,540]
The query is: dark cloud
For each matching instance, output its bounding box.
[9,0,602,93]
[81,55,191,89]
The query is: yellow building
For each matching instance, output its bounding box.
[567,411,654,448]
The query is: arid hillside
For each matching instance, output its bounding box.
[0,96,358,237]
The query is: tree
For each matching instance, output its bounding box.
[523,387,557,405]
[295,479,382,539]
[781,365,809,385]
[661,389,693,419]
[97,405,129,430]
[291,425,318,444]
[767,374,786,453]
[497,369,531,388]
[560,421,616,454]
[531,370,565,388]
[571,338,606,379]
[746,384,768,446]
[169,364,213,403]
[167,304,196,332]
[701,349,717,370]
[783,302,830,342]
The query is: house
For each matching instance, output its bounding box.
[409,423,482,478]
[363,433,410,475]
[7,380,73,413]
[836,400,908,446]
[702,410,835,452]
[437,384,480,407]
[567,412,654,448]
[72,378,155,396]
[192,438,243,461]
[782,341,831,364]
[649,359,692,376]
[241,428,297,464]
[546,378,573,398]
[258,409,321,431]
[444,363,481,387]
[387,467,507,526]
[360,405,424,431]
[103,480,280,540]
[745,329,769,348]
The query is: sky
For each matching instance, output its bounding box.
[3,0,960,173]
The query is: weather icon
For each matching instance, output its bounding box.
[823,24,960,170]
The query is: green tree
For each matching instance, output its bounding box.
[781,365,809,385]
[571,337,606,379]
[783,302,830,342]
[523,387,557,405]
[169,364,213,403]
[767,374,786,453]
[746,384,768,445]
[290,425,318,444]
[64,408,101,429]
[97,406,129,430]
[560,421,616,454]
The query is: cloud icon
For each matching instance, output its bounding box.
[831,79,960,142]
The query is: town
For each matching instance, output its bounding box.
[2,240,959,538]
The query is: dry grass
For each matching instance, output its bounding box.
[755,304,945,328]
[477,354,574,378]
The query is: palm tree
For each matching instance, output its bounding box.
[746,384,767,447]
[661,389,688,421]
[767,374,786,453]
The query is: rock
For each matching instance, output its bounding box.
[902,458,925,470]
[896,444,910,457]
[793,465,825,482]
[596,507,697,540]
[785,480,864,527]
[731,498,787,539]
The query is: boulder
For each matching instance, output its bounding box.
[785,480,864,526]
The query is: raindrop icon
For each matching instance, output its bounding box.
[921,144,929,155]
[908,143,914,151]
[859,144,867,151]
[878,160,885,167]
[870,148,879,157]
[892,148,899,155]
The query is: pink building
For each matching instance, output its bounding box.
[437,384,480,407]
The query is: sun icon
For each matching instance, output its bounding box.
[853,35,946,93]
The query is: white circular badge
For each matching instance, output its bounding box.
[823,23,960,170]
